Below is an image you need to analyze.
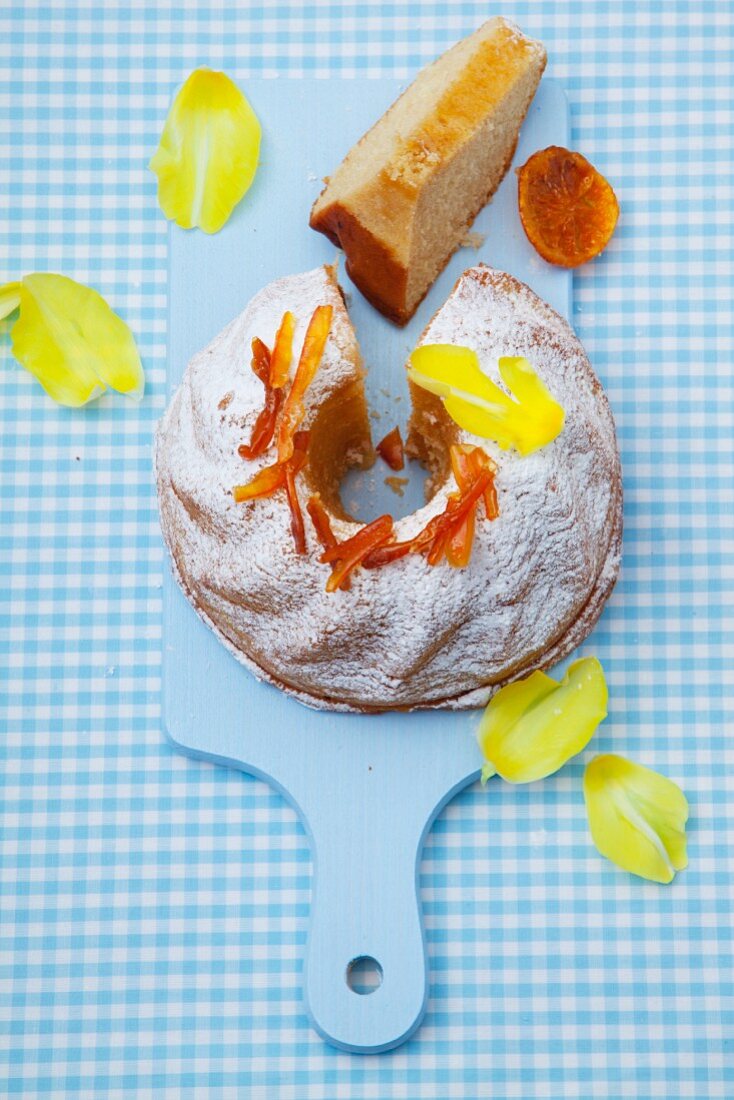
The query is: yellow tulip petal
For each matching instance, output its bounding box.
[498,355,551,405]
[409,344,504,402]
[478,657,608,783]
[584,754,689,884]
[408,344,565,455]
[499,356,566,445]
[5,273,144,407]
[443,395,518,451]
[150,68,261,234]
[0,281,21,320]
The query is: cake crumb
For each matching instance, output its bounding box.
[461,230,486,250]
[384,475,409,498]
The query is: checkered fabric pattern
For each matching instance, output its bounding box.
[1,1,732,1096]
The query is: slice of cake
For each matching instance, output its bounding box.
[309,17,546,326]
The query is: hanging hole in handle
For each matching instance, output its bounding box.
[346,955,383,995]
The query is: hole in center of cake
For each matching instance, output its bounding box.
[340,453,430,523]
[304,368,446,525]
[305,376,434,523]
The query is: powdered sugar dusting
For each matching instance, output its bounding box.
[156,264,621,711]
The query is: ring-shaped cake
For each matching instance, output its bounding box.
[156,264,622,711]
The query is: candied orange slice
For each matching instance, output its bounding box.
[517,146,619,268]
[376,426,405,471]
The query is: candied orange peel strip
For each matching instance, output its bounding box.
[451,444,499,517]
[233,429,309,503]
[364,469,492,569]
[517,146,619,268]
[446,449,477,568]
[284,460,307,555]
[234,303,333,554]
[426,470,492,567]
[362,447,497,573]
[238,338,285,460]
[249,336,270,384]
[269,310,296,389]
[319,515,394,593]
[447,445,498,566]
[376,426,405,471]
[233,460,287,503]
[307,494,351,589]
[307,494,338,552]
[277,304,333,462]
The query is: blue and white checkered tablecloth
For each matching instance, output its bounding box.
[1,1,732,1096]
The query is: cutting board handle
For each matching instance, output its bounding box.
[300,778,435,1053]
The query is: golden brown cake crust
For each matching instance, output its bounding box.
[156,265,622,713]
[315,201,410,326]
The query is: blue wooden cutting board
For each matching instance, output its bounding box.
[163,77,570,1053]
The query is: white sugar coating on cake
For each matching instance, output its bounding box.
[156,264,622,712]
